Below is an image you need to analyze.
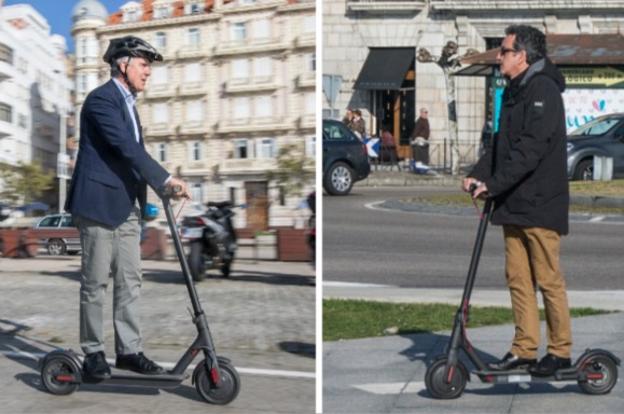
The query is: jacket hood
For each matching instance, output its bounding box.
[520,57,566,93]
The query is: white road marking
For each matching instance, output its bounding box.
[324,281,392,288]
[589,216,605,222]
[0,350,314,379]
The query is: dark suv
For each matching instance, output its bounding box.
[567,113,624,180]
[323,119,370,195]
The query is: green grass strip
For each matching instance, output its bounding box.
[323,299,614,342]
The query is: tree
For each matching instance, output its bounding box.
[417,41,478,175]
[0,161,55,205]
[266,142,314,199]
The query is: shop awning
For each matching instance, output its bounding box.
[354,47,414,90]
[455,34,624,77]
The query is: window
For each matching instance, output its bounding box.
[253,19,270,39]
[256,138,275,159]
[0,43,13,64]
[77,74,87,93]
[303,15,315,33]
[154,5,172,19]
[255,96,272,118]
[38,216,61,228]
[186,100,203,122]
[188,28,200,47]
[234,139,249,159]
[323,122,354,141]
[157,143,167,162]
[306,136,316,158]
[153,103,169,123]
[155,32,167,49]
[305,92,316,114]
[151,65,168,85]
[123,8,139,22]
[231,58,249,80]
[231,22,247,41]
[60,215,75,228]
[80,38,87,57]
[184,62,201,82]
[570,117,621,136]
[229,187,236,204]
[18,114,27,128]
[191,182,203,201]
[186,2,203,14]
[190,141,202,161]
[253,57,272,79]
[308,53,316,72]
[232,97,250,119]
[0,103,12,123]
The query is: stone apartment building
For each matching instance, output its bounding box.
[72,0,315,230]
[0,3,72,206]
[323,0,624,167]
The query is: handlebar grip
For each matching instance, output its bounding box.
[162,184,182,197]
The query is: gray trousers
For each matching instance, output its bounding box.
[75,208,143,355]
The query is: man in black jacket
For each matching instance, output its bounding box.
[463,25,572,377]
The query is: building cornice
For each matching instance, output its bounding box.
[97,12,220,34]
[430,0,624,11]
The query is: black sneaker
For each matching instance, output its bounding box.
[116,352,165,375]
[83,351,111,379]
[487,352,536,371]
[529,353,571,377]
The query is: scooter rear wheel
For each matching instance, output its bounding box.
[41,353,80,395]
[425,357,468,399]
[194,358,241,405]
[578,354,618,395]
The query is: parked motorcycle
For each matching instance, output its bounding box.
[181,201,238,281]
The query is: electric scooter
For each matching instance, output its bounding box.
[425,188,620,399]
[39,188,241,405]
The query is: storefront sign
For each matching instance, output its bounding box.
[561,67,624,88]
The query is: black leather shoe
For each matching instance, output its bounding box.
[116,352,165,375]
[83,351,111,379]
[529,353,571,377]
[487,352,536,371]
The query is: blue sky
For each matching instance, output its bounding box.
[4,0,130,52]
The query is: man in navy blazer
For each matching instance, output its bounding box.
[65,36,190,379]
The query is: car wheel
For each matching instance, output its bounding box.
[324,162,354,195]
[47,239,66,256]
[573,158,593,181]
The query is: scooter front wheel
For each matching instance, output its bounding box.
[578,354,618,395]
[41,352,81,395]
[194,358,241,405]
[425,357,467,399]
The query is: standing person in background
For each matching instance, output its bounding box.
[410,108,430,170]
[350,109,366,140]
[342,108,354,129]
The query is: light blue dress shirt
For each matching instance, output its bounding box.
[112,77,141,143]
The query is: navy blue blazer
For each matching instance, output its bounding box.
[65,79,169,228]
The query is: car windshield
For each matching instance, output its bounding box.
[570,117,620,136]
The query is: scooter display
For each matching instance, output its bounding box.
[39,189,241,405]
[425,188,620,399]
[181,201,237,281]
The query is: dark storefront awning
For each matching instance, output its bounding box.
[354,48,415,90]
[455,34,624,77]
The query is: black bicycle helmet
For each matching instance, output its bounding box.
[103,35,163,64]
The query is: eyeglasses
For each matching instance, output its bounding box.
[499,47,518,56]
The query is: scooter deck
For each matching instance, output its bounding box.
[83,368,189,388]
[474,366,580,384]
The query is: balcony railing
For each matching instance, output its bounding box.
[296,72,315,89]
[144,83,176,99]
[221,157,277,173]
[347,0,427,12]
[144,123,174,137]
[178,82,207,96]
[213,37,289,57]
[293,33,315,49]
[176,45,206,59]
[223,77,280,94]
[218,116,288,133]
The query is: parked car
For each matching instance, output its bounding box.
[323,119,371,195]
[32,213,81,256]
[567,113,624,180]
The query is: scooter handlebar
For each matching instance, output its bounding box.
[160,184,182,198]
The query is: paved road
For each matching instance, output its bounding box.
[323,187,624,290]
[0,257,315,413]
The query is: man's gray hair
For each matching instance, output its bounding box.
[110,56,130,78]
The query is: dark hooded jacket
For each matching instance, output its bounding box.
[469,58,569,235]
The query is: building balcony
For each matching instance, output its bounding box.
[0,118,14,138]
[223,77,280,94]
[221,157,277,174]
[144,123,174,138]
[74,56,100,70]
[178,82,208,97]
[176,45,207,60]
[144,83,176,99]
[177,121,208,136]
[218,116,289,134]
[295,72,315,89]
[297,113,315,129]
[293,33,315,49]
[213,38,289,57]
[346,0,426,13]
[0,60,16,81]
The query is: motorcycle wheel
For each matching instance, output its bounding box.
[189,241,206,282]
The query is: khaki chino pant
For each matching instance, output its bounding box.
[503,225,572,359]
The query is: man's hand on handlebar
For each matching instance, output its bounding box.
[462,177,488,200]
[166,177,191,200]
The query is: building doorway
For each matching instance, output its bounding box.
[245,181,269,231]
